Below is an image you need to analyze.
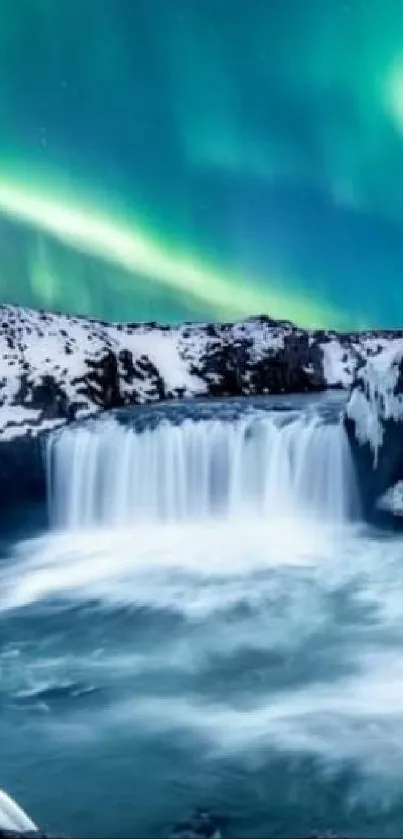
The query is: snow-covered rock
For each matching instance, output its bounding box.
[1,304,403,444]
[345,343,403,461]
[345,342,403,523]
[376,481,403,516]
[2,303,403,512]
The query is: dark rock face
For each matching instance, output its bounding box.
[345,414,403,525]
[344,342,403,525]
[183,319,327,398]
[0,433,46,507]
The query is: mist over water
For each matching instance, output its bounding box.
[1,397,403,838]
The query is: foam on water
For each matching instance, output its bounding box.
[3,511,403,806]
[0,516,340,612]
[3,518,403,786]
[6,399,403,834]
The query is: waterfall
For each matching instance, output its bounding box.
[46,407,359,530]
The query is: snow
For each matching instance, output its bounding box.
[0,406,42,441]
[2,304,403,443]
[114,329,206,397]
[321,339,352,387]
[345,341,403,463]
[230,317,288,358]
[377,481,403,516]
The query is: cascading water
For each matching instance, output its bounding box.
[8,400,403,839]
[46,406,359,530]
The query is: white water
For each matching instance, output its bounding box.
[4,514,403,789]
[46,410,359,529]
[0,789,36,833]
[9,401,403,837]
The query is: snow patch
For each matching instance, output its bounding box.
[321,339,352,387]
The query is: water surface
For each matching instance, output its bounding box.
[1,396,403,838]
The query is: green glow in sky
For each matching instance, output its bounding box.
[0,177,345,328]
[0,0,403,327]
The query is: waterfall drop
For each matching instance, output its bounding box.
[46,405,359,530]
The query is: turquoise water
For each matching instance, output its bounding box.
[1,398,403,838]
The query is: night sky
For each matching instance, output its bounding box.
[1,0,403,328]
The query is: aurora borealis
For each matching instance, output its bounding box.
[2,1,403,327]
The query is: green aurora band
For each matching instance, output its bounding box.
[0,176,345,327]
[1,0,403,327]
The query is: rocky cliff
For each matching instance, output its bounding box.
[2,303,403,508]
[2,304,403,442]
